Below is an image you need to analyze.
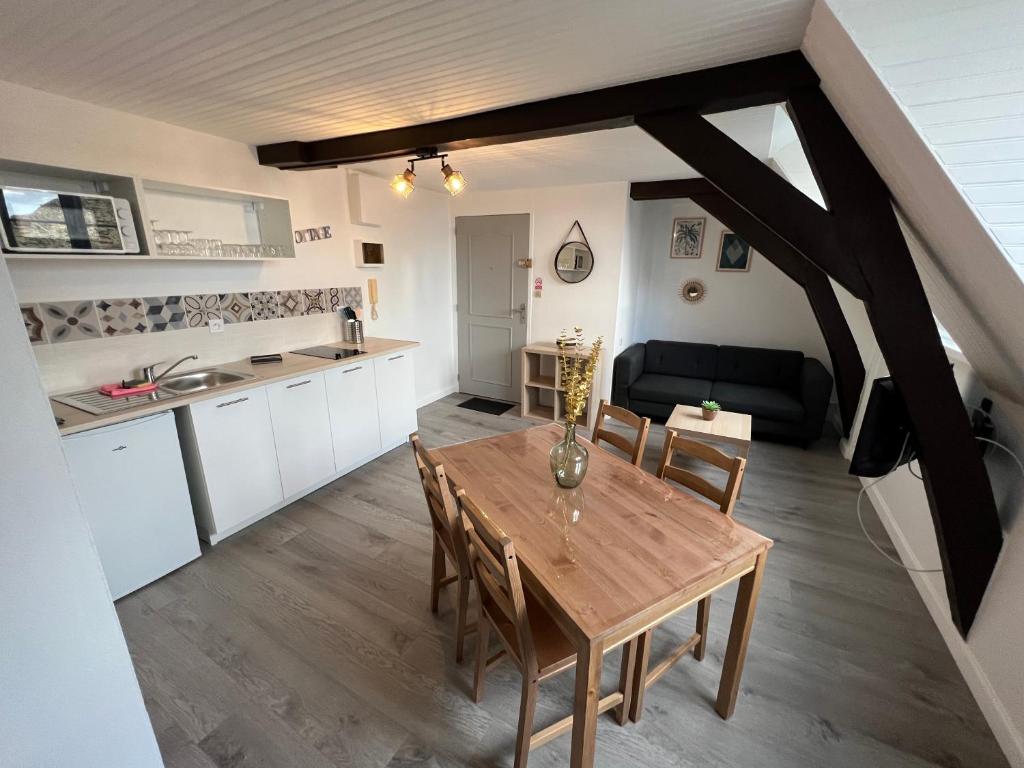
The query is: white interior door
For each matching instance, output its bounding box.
[455,214,530,402]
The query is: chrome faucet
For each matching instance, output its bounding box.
[143,354,198,383]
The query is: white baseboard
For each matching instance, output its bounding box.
[864,482,1024,767]
[417,383,458,409]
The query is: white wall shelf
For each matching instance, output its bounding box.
[0,158,296,262]
[3,252,291,262]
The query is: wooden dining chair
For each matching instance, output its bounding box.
[627,429,748,721]
[410,432,473,663]
[456,490,638,768]
[591,399,651,466]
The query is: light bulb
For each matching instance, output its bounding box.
[390,168,416,198]
[441,163,467,196]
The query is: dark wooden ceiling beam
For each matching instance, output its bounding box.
[630,178,865,436]
[786,86,1003,636]
[636,110,869,300]
[257,51,818,169]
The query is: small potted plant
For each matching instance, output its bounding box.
[701,400,721,421]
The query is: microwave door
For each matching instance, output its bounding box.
[0,188,125,254]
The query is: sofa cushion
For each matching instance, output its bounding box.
[715,345,804,389]
[710,381,805,423]
[644,341,718,379]
[630,373,712,405]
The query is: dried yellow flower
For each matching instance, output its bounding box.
[557,328,603,425]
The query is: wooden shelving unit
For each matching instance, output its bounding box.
[520,342,598,430]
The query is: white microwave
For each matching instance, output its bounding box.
[0,186,140,254]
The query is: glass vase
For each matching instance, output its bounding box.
[549,422,589,488]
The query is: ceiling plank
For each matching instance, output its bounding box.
[257,51,817,169]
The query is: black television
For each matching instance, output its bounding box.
[849,377,916,478]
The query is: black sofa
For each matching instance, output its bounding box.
[612,341,834,444]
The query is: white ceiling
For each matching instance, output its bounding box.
[828,0,1024,277]
[352,107,780,191]
[0,0,812,147]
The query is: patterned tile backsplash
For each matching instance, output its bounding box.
[39,300,102,343]
[277,289,303,318]
[250,291,281,321]
[219,292,252,324]
[301,288,326,315]
[184,294,222,328]
[19,287,362,346]
[21,304,47,345]
[97,298,148,337]
[145,296,188,332]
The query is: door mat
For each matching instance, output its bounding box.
[457,397,516,416]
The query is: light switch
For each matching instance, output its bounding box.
[209,317,224,333]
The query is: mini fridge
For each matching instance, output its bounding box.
[63,411,201,599]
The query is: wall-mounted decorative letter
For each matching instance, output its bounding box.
[294,225,334,244]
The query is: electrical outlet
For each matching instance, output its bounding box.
[209,317,224,333]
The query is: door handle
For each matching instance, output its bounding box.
[111,444,127,452]
[514,302,527,324]
[342,366,363,373]
[216,396,249,408]
[286,379,312,389]
[388,354,405,361]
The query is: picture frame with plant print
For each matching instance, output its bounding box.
[670,216,705,259]
[716,231,753,272]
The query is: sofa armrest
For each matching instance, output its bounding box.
[799,358,834,441]
[612,343,646,408]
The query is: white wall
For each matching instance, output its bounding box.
[0,257,162,767]
[630,198,832,368]
[0,80,456,406]
[803,7,1024,764]
[450,182,630,398]
[613,199,650,354]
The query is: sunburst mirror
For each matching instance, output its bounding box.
[679,279,706,304]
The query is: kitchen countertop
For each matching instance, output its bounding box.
[52,337,419,436]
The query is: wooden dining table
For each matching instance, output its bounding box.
[434,423,772,768]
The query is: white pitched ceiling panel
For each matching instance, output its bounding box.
[827,0,1024,274]
[0,0,812,145]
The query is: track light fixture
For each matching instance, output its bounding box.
[389,164,416,198]
[441,163,466,196]
[389,150,467,198]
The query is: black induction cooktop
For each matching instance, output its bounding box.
[292,345,366,360]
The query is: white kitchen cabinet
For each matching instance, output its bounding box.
[178,385,283,542]
[324,359,381,472]
[63,412,200,599]
[374,350,418,449]
[267,372,336,498]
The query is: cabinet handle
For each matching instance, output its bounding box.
[286,379,312,389]
[342,366,363,374]
[111,444,127,452]
[388,354,405,361]
[216,396,249,408]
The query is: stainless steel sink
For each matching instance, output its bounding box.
[158,368,254,395]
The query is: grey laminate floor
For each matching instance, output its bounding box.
[118,395,1009,768]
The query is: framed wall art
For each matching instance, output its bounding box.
[716,231,752,272]
[670,216,705,259]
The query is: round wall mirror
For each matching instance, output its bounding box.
[679,278,707,304]
[554,241,594,283]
